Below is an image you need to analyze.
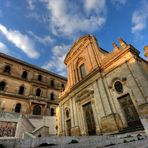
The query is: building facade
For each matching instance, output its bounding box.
[0,53,67,137]
[58,35,148,136]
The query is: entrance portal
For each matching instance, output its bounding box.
[66,119,71,136]
[83,102,96,135]
[118,94,142,127]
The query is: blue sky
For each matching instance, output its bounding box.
[0,0,148,76]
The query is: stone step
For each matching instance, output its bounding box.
[0,134,147,148]
[119,125,144,134]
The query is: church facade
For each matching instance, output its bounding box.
[0,53,67,137]
[58,35,148,136]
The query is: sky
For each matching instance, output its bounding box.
[0,0,148,76]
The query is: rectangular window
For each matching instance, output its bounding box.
[80,64,86,79]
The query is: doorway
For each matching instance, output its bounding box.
[118,94,142,127]
[83,102,96,135]
[66,119,71,136]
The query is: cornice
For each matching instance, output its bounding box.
[0,91,59,105]
[0,73,62,90]
[101,44,140,69]
[0,52,67,81]
[59,67,101,101]
[64,34,92,64]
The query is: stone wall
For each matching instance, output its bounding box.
[29,116,56,135]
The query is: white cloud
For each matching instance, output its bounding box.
[112,0,127,5]
[26,12,40,20]
[0,42,10,54]
[84,0,106,12]
[26,0,35,10]
[42,0,106,36]
[0,24,40,58]
[28,31,54,45]
[42,44,70,76]
[26,11,50,27]
[131,0,148,38]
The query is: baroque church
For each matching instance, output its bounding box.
[58,35,148,136]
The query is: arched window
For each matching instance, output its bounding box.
[51,80,54,87]
[51,108,55,116]
[0,81,6,91]
[50,92,54,100]
[79,64,86,79]
[36,88,41,96]
[38,75,42,81]
[22,71,28,79]
[15,103,21,113]
[33,105,41,115]
[18,86,25,95]
[4,65,11,74]
[66,109,70,118]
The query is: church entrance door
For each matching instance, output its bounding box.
[66,119,71,136]
[83,102,96,135]
[118,94,142,127]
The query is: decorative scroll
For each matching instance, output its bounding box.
[0,121,16,137]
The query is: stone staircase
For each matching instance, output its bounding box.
[118,125,144,134]
[0,133,147,148]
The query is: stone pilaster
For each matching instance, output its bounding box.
[139,103,148,135]
[71,97,81,136]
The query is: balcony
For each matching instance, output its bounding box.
[0,90,29,99]
[31,79,62,91]
[29,95,58,104]
[0,91,58,104]
[31,78,48,86]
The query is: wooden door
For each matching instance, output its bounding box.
[83,102,96,135]
[66,119,71,136]
[118,94,142,127]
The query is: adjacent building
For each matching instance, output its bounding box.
[58,35,148,136]
[144,46,148,60]
[0,53,67,138]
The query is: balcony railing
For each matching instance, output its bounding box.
[31,78,49,85]
[0,90,29,99]
[31,79,62,90]
[29,95,58,103]
[0,91,58,104]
